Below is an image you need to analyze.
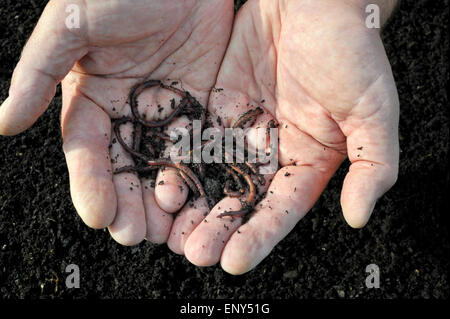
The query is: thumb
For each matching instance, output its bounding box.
[340,74,400,228]
[0,0,87,135]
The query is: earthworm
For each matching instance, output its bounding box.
[113,117,149,162]
[245,162,265,185]
[130,80,189,128]
[232,107,264,129]
[223,180,243,198]
[220,163,244,194]
[178,170,199,195]
[148,131,174,143]
[217,164,257,218]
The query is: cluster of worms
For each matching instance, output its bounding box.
[113,79,274,219]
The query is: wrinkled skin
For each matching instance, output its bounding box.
[0,0,399,275]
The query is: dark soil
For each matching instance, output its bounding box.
[0,0,448,299]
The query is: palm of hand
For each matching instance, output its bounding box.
[177,0,399,274]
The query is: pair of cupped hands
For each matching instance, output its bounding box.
[0,0,399,274]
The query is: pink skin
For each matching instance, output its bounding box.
[176,0,399,274]
[0,0,234,245]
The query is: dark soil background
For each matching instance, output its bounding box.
[0,0,448,299]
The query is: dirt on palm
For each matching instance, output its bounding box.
[0,0,448,298]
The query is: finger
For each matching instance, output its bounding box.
[61,92,116,229]
[0,0,87,135]
[220,165,332,275]
[183,197,244,266]
[340,90,399,228]
[184,170,274,267]
[108,120,146,246]
[155,167,189,213]
[141,178,173,244]
[167,197,209,255]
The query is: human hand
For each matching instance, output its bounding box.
[172,0,399,274]
[0,0,234,245]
